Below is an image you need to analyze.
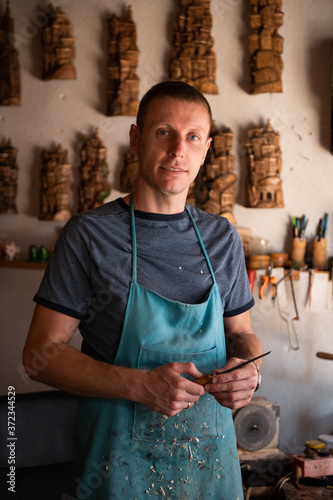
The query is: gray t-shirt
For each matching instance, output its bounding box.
[34,198,254,363]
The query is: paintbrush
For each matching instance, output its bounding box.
[192,351,271,385]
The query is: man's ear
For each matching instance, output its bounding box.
[202,136,212,164]
[129,124,139,153]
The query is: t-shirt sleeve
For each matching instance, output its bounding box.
[34,215,93,319]
[222,225,255,317]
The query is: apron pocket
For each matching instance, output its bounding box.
[132,345,219,443]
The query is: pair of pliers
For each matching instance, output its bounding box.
[259,263,277,299]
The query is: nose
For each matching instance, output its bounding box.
[168,136,184,158]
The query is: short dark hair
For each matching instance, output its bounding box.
[136,81,212,133]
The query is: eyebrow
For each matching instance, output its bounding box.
[155,123,208,136]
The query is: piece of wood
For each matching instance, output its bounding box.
[78,129,111,213]
[169,0,218,95]
[316,352,333,361]
[245,119,284,208]
[249,0,284,94]
[0,1,21,105]
[41,6,76,80]
[107,7,140,116]
[0,139,18,214]
[0,261,47,269]
[193,125,237,223]
[39,145,72,221]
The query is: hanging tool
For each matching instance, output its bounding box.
[290,272,299,320]
[259,262,277,299]
[273,270,300,350]
[307,269,314,309]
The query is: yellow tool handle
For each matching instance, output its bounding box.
[192,373,213,385]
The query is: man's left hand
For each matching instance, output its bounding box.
[204,357,258,410]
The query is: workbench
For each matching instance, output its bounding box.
[280,481,333,499]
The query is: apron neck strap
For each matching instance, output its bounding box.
[130,193,137,282]
[185,206,217,284]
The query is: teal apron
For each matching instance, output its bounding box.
[72,196,243,500]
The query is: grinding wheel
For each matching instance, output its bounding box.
[234,403,277,452]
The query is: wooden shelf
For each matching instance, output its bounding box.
[0,261,47,270]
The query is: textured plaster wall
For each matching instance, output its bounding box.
[0,0,333,453]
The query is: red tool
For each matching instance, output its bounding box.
[247,270,256,294]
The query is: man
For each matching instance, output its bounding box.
[23,81,262,499]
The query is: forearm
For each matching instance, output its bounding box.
[226,331,263,366]
[23,340,145,400]
[224,310,263,367]
[23,303,206,415]
[23,341,206,416]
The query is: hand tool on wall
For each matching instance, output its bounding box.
[292,214,308,240]
[259,263,277,299]
[316,213,329,241]
[307,269,314,309]
[273,270,300,350]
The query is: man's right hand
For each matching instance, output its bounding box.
[134,362,206,416]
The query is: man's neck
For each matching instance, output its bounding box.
[123,189,187,215]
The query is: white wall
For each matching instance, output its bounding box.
[1,0,333,454]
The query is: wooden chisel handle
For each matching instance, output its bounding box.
[192,373,213,385]
[316,352,333,360]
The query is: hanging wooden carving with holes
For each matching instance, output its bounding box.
[107,7,140,116]
[245,120,284,208]
[249,0,284,94]
[0,139,18,213]
[39,145,72,221]
[78,129,111,213]
[120,150,139,193]
[169,0,218,95]
[192,125,237,224]
[0,1,21,105]
[41,5,76,80]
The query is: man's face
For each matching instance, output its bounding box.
[130,97,212,200]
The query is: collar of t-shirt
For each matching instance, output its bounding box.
[117,197,187,222]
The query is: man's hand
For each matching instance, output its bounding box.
[136,362,206,417]
[204,356,258,410]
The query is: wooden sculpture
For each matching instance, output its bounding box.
[193,125,237,224]
[249,0,284,94]
[78,129,111,212]
[0,139,18,214]
[169,0,218,95]
[39,145,72,221]
[107,6,140,116]
[41,5,76,80]
[0,1,21,105]
[120,150,138,192]
[245,120,284,208]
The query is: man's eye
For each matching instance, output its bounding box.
[158,130,169,136]
[189,134,199,141]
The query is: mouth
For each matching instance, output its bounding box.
[160,165,186,173]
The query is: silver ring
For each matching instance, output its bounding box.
[187,402,191,409]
